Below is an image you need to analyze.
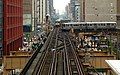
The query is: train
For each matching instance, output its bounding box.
[61,22,117,30]
[55,19,71,27]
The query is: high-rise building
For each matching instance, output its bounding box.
[79,0,85,22]
[75,0,80,22]
[70,0,75,21]
[81,0,117,22]
[70,0,80,21]
[36,0,54,25]
[47,0,53,16]
[47,0,54,24]
[23,0,33,32]
[0,0,3,57]
[65,3,72,20]
[3,0,23,55]
[37,0,47,24]
[117,0,120,28]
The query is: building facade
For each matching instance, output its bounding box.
[70,0,75,21]
[47,0,54,24]
[84,0,117,22]
[75,0,80,22]
[65,3,71,20]
[36,0,47,24]
[23,0,33,32]
[117,0,120,28]
[36,0,54,25]
[3,0,23,55]
[79,0,85,22]
[0,0,3,57]
[66,0,80,22]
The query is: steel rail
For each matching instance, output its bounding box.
[36,27,59,75]
[50,28,59,75]
[66,33,85,75]
[31,28,57,75]
[63,35,72,75]
[19,28,55,75]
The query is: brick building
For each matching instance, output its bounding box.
[3,0,23,55]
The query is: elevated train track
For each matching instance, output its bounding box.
[20,27,85,75]
[63,33,85,75]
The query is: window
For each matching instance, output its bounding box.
[0,18,2,24]
[110,9,113,13]
[110,3,113,7]
[110,16,113,20]
[0,6,2,13]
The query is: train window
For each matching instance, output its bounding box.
[111,24,114,26]
[107,23,110,25]
[101,24,105,26]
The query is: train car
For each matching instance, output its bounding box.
[61,22,117,30]
[55,19,71,27]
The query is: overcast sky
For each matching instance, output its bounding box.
[53,0,70,14]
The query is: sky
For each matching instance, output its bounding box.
[53,0,70,14]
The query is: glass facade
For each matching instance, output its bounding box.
[0,0,3,57]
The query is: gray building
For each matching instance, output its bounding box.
[75,0,80,21]
[117,0,120,28]
[36,0,54,25]
[70,0,76,21]
[47,0,54,24]
[0,0,3,57]
[79,0,85,22]
[70,0,80,21]
[36,0,47,24]
[84,0,117,22]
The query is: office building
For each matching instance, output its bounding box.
[0,0,3,57]
[3,0,23,55]
[82,0,117,22]
[23,0,33,32]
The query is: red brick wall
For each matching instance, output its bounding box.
[3,0,23,55]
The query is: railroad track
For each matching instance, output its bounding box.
[32,27,59,75]
[63,33,85,75]
[20,27,85,75]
